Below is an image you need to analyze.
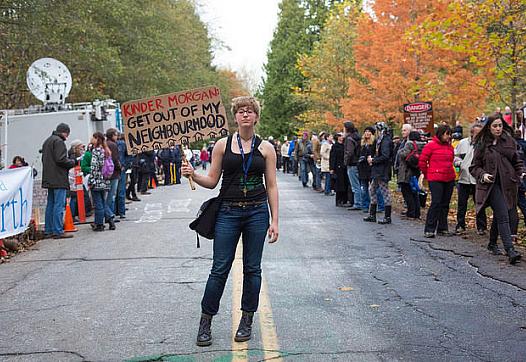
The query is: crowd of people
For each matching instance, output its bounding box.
[273,115,523,265]
[39,122,215,237]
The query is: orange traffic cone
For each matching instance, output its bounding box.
[151,177,157,189]
[64,204,78,232]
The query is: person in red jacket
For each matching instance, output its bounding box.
[418,124,456,238]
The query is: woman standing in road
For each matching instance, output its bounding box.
[88,132,115,232]
[329,133,349,206]
[418,124,456,237]
[470,115,523,264]
[181,96,279,347]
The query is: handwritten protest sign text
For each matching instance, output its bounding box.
[122,86,229,154]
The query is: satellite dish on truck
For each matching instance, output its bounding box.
[26,58,72,111]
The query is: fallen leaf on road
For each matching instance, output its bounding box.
[338,287,353,291]
[370,304,381,308]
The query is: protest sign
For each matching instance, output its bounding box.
[0,167,34,238]
[121,86,229,154]
[403,102,434,134]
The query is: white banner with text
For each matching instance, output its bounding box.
[0,167,34,238]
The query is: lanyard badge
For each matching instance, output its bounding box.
[237,133,256,197]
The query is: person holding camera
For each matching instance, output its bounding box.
[470,115,522,264]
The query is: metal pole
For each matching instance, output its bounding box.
[1,110,7,169]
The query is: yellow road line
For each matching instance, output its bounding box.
[231,241,248,361]
[259,276,282,361]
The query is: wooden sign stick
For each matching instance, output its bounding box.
[182,154,196,190]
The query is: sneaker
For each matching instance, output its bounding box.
[424,232,435,238]
[140,191,151,195]
[476,229,486,236]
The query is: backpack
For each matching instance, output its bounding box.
[102,156,114,179]
[405,141,420,169]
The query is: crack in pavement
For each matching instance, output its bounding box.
[473,282,525,309]
[125,348,392,362]
[410,237,526,292]
[0,350,85,360]
[0,264,48,296]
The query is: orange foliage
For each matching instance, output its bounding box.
[341,0,490,127]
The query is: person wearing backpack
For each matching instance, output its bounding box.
[398,131,426,219]
[88,132,116,231]
[105,129,122,222]
[454,123,487,234]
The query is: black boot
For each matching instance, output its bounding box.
[378,205,392,224]
[363,204,377,222]
[506,248,522,265]
[196,313,212,347]
[108,217,116,231]
[234,311,254,342]
[92,224,105,232]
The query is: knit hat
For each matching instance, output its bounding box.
[364,126,376,135]
[56,123,70,134]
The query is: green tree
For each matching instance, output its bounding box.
[295,0,361,131]
[259,0,339,137]
[0,0,242,112]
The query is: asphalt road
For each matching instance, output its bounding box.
[0,171,525,362]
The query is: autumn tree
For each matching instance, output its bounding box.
[259,0,340,138]
[341,0,490,127]
[418,0,526,126]
[295,0,361,132]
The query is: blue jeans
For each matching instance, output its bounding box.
[347,166,362,208]
[45,188,67,235]
[116,172,126,216]
[92,189,113,225]
[201,202,270,316]
[105,178,119,217]
[323,172,331,194]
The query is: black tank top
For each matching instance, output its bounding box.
[220,135,267,201]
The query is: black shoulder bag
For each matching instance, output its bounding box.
[189,135,237,248]
[189,174,235,248]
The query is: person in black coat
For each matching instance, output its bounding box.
[159,147,176,185]
[41,123,76,238]
[329,133,349,206]
[357,126,376,212]
[364,122,394,224]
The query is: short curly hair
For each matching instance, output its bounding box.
[231,96,261,116]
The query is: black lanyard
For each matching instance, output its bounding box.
[236,133,256,197]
